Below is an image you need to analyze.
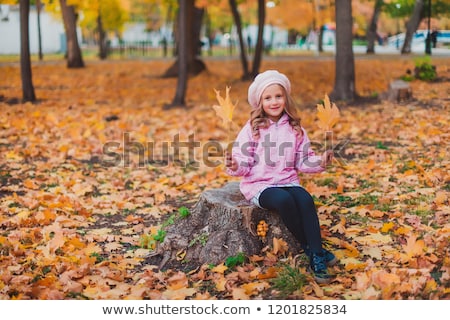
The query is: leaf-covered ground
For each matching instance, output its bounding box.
[0,56,449,299]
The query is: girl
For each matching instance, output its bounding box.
[225,70,336,284]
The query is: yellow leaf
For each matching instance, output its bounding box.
[402,234,425,258]
[434,191,448,205]
[176,249,187,261]
[162,287,196,300]
[372,270,401,289]
[214,274,227,292]
[340,257,367,271]
[16,209,30,221]
[424,279,437,294]
[365,247,382,260]
[167,271,189,290]
[249,268,261,278]
[311,281,324,297]
[71,182,93,196]
[272,237,289,255]
[5,150,23,161]
[231,287,250,300]
[381,222,395,233]
[394,226,410,235]
[211,263,228,274]
[316,94,340,131]
[241,281,270,295]
[257,266,279,279]
[132,248,150,258]
[23,179,39,190]
[330,217,346,234]
[104,242,123,252]
[354,233,392,245]
[48,230,65,253]
[212,86,236,126]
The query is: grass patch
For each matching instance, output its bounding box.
[272,264,307,298]
[316,177,337,188]
[356,178,379,190]
[355,193,379,205]
[411,208,434,224]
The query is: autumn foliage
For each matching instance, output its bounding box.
[0,57,449,299]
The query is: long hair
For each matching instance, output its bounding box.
[249,86,303,140]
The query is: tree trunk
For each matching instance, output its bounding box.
[318,25,324,52]
[19,0,36,102]
[163,0,206,78]
[59,0,84,68]
[401,0,424,54]
[251,0,265,78]
[97,12,108,60]
[366,0,384,54]
[36,0,43,60]
[330,0,356,102]
[146,182,302,269]
[166,0,189,108]
[229,0,250,80]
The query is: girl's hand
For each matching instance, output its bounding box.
[321,150,334,168]
[225,151,238,171]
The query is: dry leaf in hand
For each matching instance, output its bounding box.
[317,94,340,131]
[213,86,237,126]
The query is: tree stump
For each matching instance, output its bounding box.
[383,80,413,102]
[148,182,302,269]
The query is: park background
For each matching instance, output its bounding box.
[0,0,449,300]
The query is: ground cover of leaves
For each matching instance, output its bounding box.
[0,56,449,299]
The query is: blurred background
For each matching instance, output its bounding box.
[1,0,449,58]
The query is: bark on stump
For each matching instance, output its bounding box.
[383,80,413,102]
[148,182,302,269]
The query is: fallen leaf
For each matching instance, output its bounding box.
[403,234,425,258]
[231,287,250,300]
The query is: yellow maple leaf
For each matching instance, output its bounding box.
[213,86,236,126]
[241,281,270,295]
[47,230,66,253]
[402,234,425,258]
[272,237,289,255]
[211,263,228,274]
[316,94,340,131]
[162,287,197,300]
[381,221,395,233]
[231,287,250,300]
[167,271,188,290]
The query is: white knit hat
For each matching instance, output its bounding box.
[247,70,291,109]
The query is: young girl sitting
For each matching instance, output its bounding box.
[225,70,336,284]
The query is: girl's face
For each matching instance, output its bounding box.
[261,84,286,122]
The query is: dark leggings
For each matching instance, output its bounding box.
[259,186,323,253]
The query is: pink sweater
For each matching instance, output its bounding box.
[227,114,325,200]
